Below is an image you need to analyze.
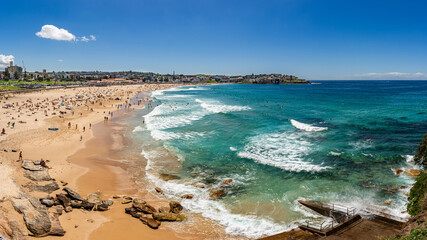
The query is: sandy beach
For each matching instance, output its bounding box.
[0,84,236,240]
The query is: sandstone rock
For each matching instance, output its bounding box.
[87,191,101,204]
[112,195,121,199]
[140,217,161,229]
[56,194,72,212]
[24,169,51,181]
[101,200,114,207]
[0,211,29,240]
[209,189,226,200]
[55,206,64,215]
[40,198,55,207]
[121,199,132,204]
[48,213,65,236]
[384,200,392,205]
[159,173,181,181]
[181,194,194,199]
[132,199,156,214]
[223,179,233,184]
[21,161,44,171]
[11,197,51,237]
[193,184,205,188]
[395,169,403,175]
[96,203,109,211]
[63,187,84,201]
[24,181,59,193]
[70,200,82,208]
[169,201,183,213]
[155,187,163,194]
[81,201,95,210]
[153,207,186,222]
[405,169,421,178]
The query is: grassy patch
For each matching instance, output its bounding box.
[407,172,427,216]
[0,85,20,91]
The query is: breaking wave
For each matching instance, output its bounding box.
[195,99,251,114]
[290,119,328,132]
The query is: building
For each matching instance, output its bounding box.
[5,61,23,78]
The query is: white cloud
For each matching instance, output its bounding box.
[354,72,427,80]
[58,59,63,62]
[36,25,76,41]
[36,25,96,42]
[0,54,14,69]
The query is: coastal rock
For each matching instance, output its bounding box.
[0,212,29,240]
[169,201,183,213]
[405,169,421,178]
[48,213,65,236]
[181,194,194,199]
[55,206,64,215]
[96,203,109,211]
[414,133,427,166]
[159,173,181,181]
[193,184,205,188]
[223,179,233,184]
[132,199,156,214]
[63,187,84,201]
[87,191,102,204]
[101,200,114,207]
[24,181,59,193]
[140,217,161,229]
[384,200,392,205]
[56,194,72,212]
[40,198,55,207]
[121,199,132,204]
[209,189,226,200]
[153,207,186,222]
[11,197,52,237]
[81,201,95,210]
[155,187,163,194]
[21,161,44,171]
[395,169,403,175]
[24,169,51,181]
[70,200,82,208]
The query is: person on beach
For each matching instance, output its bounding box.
[40,158,50,169]
[19,151,22,161]
[83,126,85,132]
[1,128,5,135]
[68,122,71,129]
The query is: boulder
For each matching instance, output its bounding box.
[11,197,51,237]
[193,184,205,188]
[23,181,59,193]
[132,199,156,214]
[209,189,226,200]
[155,187,163,194]
[81,201,95,210]
[169,201,183,214]
[405,169,421,178]
[55,206,64,215]
[48,213,65,236]
[70,200,82,208]
[23,169,51,181]
[101,200,114,207]
[63,187,84,201]
[21,161,44,171]
[140,217,161,229]
[223,179,233,184]
[153,207,186,222]
[159,173,181,181]
[56,194,72,212]
[96,203,109,211]
[395,169,403,175]
[40,198,55,207]
[87,191,101,204]
[181,194,194,199]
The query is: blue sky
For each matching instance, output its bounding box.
[1,0,427,79]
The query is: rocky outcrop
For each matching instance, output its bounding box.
[11,196,51,237]
[63,187,84,201]
[23,181,59,193]
[132,199,156,214]
[152,207,186,222]
[56,194,72,212]
[169,201,183,214]
[23,169,51,181]
[209,188,226,200]
[87,191,101,204]
[0,211,29,240]
[414,133,427,166]
[48,213,65,236]
[140,217,161,229]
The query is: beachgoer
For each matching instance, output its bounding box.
[19,151,22,161]
[40,158,50,169]
[1,128,5,135]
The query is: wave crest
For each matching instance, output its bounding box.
[196,99,251,114]
[290,119,328,132]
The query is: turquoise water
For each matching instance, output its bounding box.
[129,81,427,238]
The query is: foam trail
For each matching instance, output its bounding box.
[196,99,251,114]
[290,119,328,132]
[132,126,143,132]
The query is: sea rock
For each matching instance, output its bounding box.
[21,161,44,171]
[155,187,163,194]
[169,201,183,213]
[55,206,64,215]
[81,201,95,210]
[153,207,186,222]
[193,184,205,188]
[209,189,226,200]
[11,197,52,237]
[140,217,161,229]
[395,169,403,175]
[87,191,101,204]
[24,169,51,181]
[132,199,156,214]
[56,194,72,212]
[405,169,421,178]
[63,187,84,201]
[223,179,233,184]
[384,200,392,205]
[24,181,59,193]
[159,173,181,181]
[121,199,132,204]
[181,194,194,199]
[48,213,65,236]
[101,200,114,207]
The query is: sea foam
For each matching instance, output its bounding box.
[196,99,251,114]
[290,119,328,132]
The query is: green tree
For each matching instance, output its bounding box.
[4,69,10,80]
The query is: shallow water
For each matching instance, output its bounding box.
[126,81,427,238]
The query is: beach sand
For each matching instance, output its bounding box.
[0,84,237,240]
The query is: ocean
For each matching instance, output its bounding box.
[126,81,427,238]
